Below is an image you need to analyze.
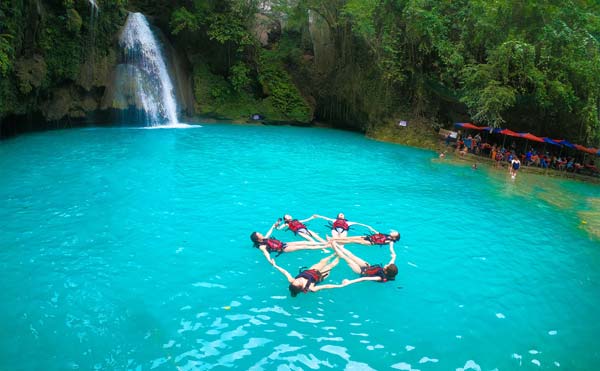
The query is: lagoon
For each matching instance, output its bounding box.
[0,124,598,370]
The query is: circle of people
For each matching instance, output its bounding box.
[250,213,400,297]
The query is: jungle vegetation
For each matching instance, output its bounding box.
[1,0,599,146]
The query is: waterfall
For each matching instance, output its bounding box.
[88,0,99,14]
[118,12,179,126]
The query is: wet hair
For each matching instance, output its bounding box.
[250,232,261,247]
[384,264,398,280]
[390,231,401,241]
[289,283,303,297]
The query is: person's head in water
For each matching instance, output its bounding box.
[283,214,293,223]
[337,212,345,220]
[288,279,305,297]
[250,232,264,246]
[389,231,400,241]
[383,264,398,280]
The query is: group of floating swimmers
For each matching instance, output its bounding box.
[250,213,400,297]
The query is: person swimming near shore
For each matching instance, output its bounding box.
[310,213,375,238]
[510,157,521,179]
[277,214,325,242]
[270,254,346,297]
[330,241,398,284]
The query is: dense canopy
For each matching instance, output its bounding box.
[1,0,599,147]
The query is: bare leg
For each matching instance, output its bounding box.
[310,254,337,271]
[329,236,370,245]
[285,241,328,247]
[284,244,330,253]
[317,256,340,280]
[331,229,348,238]
[331,242,367,274]
[298,230,329,251]
[300,230,326,243]
[299,231,316,242]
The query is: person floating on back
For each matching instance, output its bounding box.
[270,254,347,297]
[250,219,330,264]
[277,214,325,243]
[311,212,374,238]
[330,229,400,248]
[330,241,398,285]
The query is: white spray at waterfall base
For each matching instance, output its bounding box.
[119,12,179,126]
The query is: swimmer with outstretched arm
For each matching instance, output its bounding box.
[251,220,330,264]
[330,241,398,285]
[311,212,375,238]
[277,214,326,243]
[270,254,349,297]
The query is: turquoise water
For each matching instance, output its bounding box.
[1,124,599,370]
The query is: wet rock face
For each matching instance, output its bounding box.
[253,13,281,47]
[307,10,334,75]
[15,55,47,95]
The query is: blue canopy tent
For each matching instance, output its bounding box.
[542,137,562,147]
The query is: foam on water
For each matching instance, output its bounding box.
[0,125,599,370]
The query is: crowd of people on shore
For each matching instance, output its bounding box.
[444,131,599,177]
[250,213,400,297]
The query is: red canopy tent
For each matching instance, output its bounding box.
[455,123,489,130]
[499,129,520,137]
[519,133,545,143]
[574,144,599,155]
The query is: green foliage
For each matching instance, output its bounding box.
[39,15,83,83]
[66,8,82,34]
[257,50,311,122]
[342,0,378,38]
[193,62,232,113]
[0,34,13,76]
[205,12,255,52]
[170,7,199,35]
[462,79,516,127]
[229,62,251,92]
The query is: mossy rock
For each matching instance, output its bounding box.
[367,117,439,149]
[15,55,47,95]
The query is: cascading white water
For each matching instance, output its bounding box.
[118,12,179,126]
[88,0,99,12]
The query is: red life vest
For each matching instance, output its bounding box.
[332,219,349,231]
[362,264,388,282]
[287,219,306,233]
[368,233,388,245]
[264,238,285,253]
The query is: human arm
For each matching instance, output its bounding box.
[260,246,273,265]
[348,221,377,232]
[299,215,318,223]
[387,242,397,265]
[264,219,281,238]
[337,277,382,287]
[311,214,335,223]
[311,282,351,291]
[270,260,294,282]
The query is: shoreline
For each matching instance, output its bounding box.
[444,148,600,185]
